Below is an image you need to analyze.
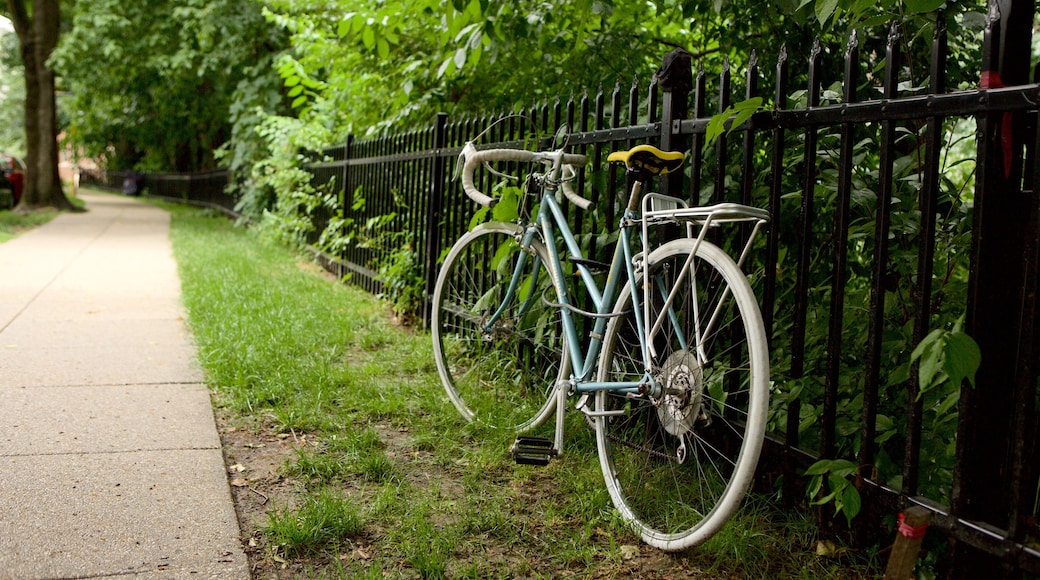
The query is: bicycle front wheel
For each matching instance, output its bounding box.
[432,222,568,432]
[595,238,769,551]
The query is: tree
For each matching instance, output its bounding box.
[0,33,27,155]
[50,0,286,173]
[6,0,71,210]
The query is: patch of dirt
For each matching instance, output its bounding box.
[216,412,308,578]
[216,410,717,579]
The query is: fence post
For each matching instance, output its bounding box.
[883,506,930,580]
[952,0,1038,574]
[422,112,449,328]
[656,48,692,199]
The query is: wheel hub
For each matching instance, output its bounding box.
[655,350,704,437]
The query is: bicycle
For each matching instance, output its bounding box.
[431,131,770,551]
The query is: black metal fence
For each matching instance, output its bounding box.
[81,168,237,215]
[85,4,1038,575]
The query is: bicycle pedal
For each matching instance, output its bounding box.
[511,436,556,466]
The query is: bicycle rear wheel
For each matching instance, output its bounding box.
[432,223,568,432]
[595,238,769,551]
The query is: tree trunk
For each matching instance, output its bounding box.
[7,0,72,211]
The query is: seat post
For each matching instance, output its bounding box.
[625,176,646,212]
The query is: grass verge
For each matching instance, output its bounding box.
[0,207,60,243]
[167,203,881,578]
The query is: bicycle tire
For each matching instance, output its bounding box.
[432,222,569,432]
[595,238,769,551]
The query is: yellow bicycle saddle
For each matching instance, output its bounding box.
[607,145,684,175]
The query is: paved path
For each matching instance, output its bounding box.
[0,192,248,579]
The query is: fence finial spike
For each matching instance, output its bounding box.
[810,37,822,61]
[888,21,902,44]
[778,44,788,66]
[985,0,1000,30]
[847,29,859,55]
[749,49,758,70]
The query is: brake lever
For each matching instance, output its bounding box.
[453,142,476,181]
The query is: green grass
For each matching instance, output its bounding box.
[264,488,366,556]
[166,203,880,578]
[0,207,60,243]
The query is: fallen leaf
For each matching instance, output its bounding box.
[229,463,246,473]
[815,540,846,558]
[230,478,248,487]
[620,545,640,560]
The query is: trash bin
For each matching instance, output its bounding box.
[122,172,143,196]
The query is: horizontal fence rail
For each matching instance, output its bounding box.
[85,5,1038,575]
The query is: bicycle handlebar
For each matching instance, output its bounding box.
[459,144,589,209]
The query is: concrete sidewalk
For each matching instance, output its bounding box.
[0,192,248,578]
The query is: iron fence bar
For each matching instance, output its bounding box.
[591,85,607,260]
[673,83,1040,137]
[606,81,622,227]
[822,31,859,463]
[763,46,787,345]
[904,13,948,498]
[739,52,758,208]
[859,24,902,521]
[421,113,449,327]
[789,38,822,457]
[767,433,1040,573]
[659,48,691,200]
[954,2,1038,573]
[689,64,706,207]
[713,58,732,205]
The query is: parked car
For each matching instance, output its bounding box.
[0,154,25,209]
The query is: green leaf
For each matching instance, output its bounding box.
[490,241,514,274]
[705,113,727,146]
[911,328,945,391]
[804,459,837,476]
[287,85,304,97]
[362,27,376,49]
[468,206,489,229]
[291,95,308,109]
[816,0,839,24]
[911,328,944,359]
[436,57,453,79]
[917,339,943,391]
[841,486,862,523]
[454,48,467,69]
[704,97,763,152]
[285,75,301,87]
[943,331,981,387]
[730,97,762,134]
[904,0,946,14]
[491,189,519,222]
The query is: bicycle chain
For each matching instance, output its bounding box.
[606,431,678,463]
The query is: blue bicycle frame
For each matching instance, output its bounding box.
[483,168,656,412]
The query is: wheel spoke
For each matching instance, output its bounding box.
[596,239,769,551]
[432,225,568,431]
